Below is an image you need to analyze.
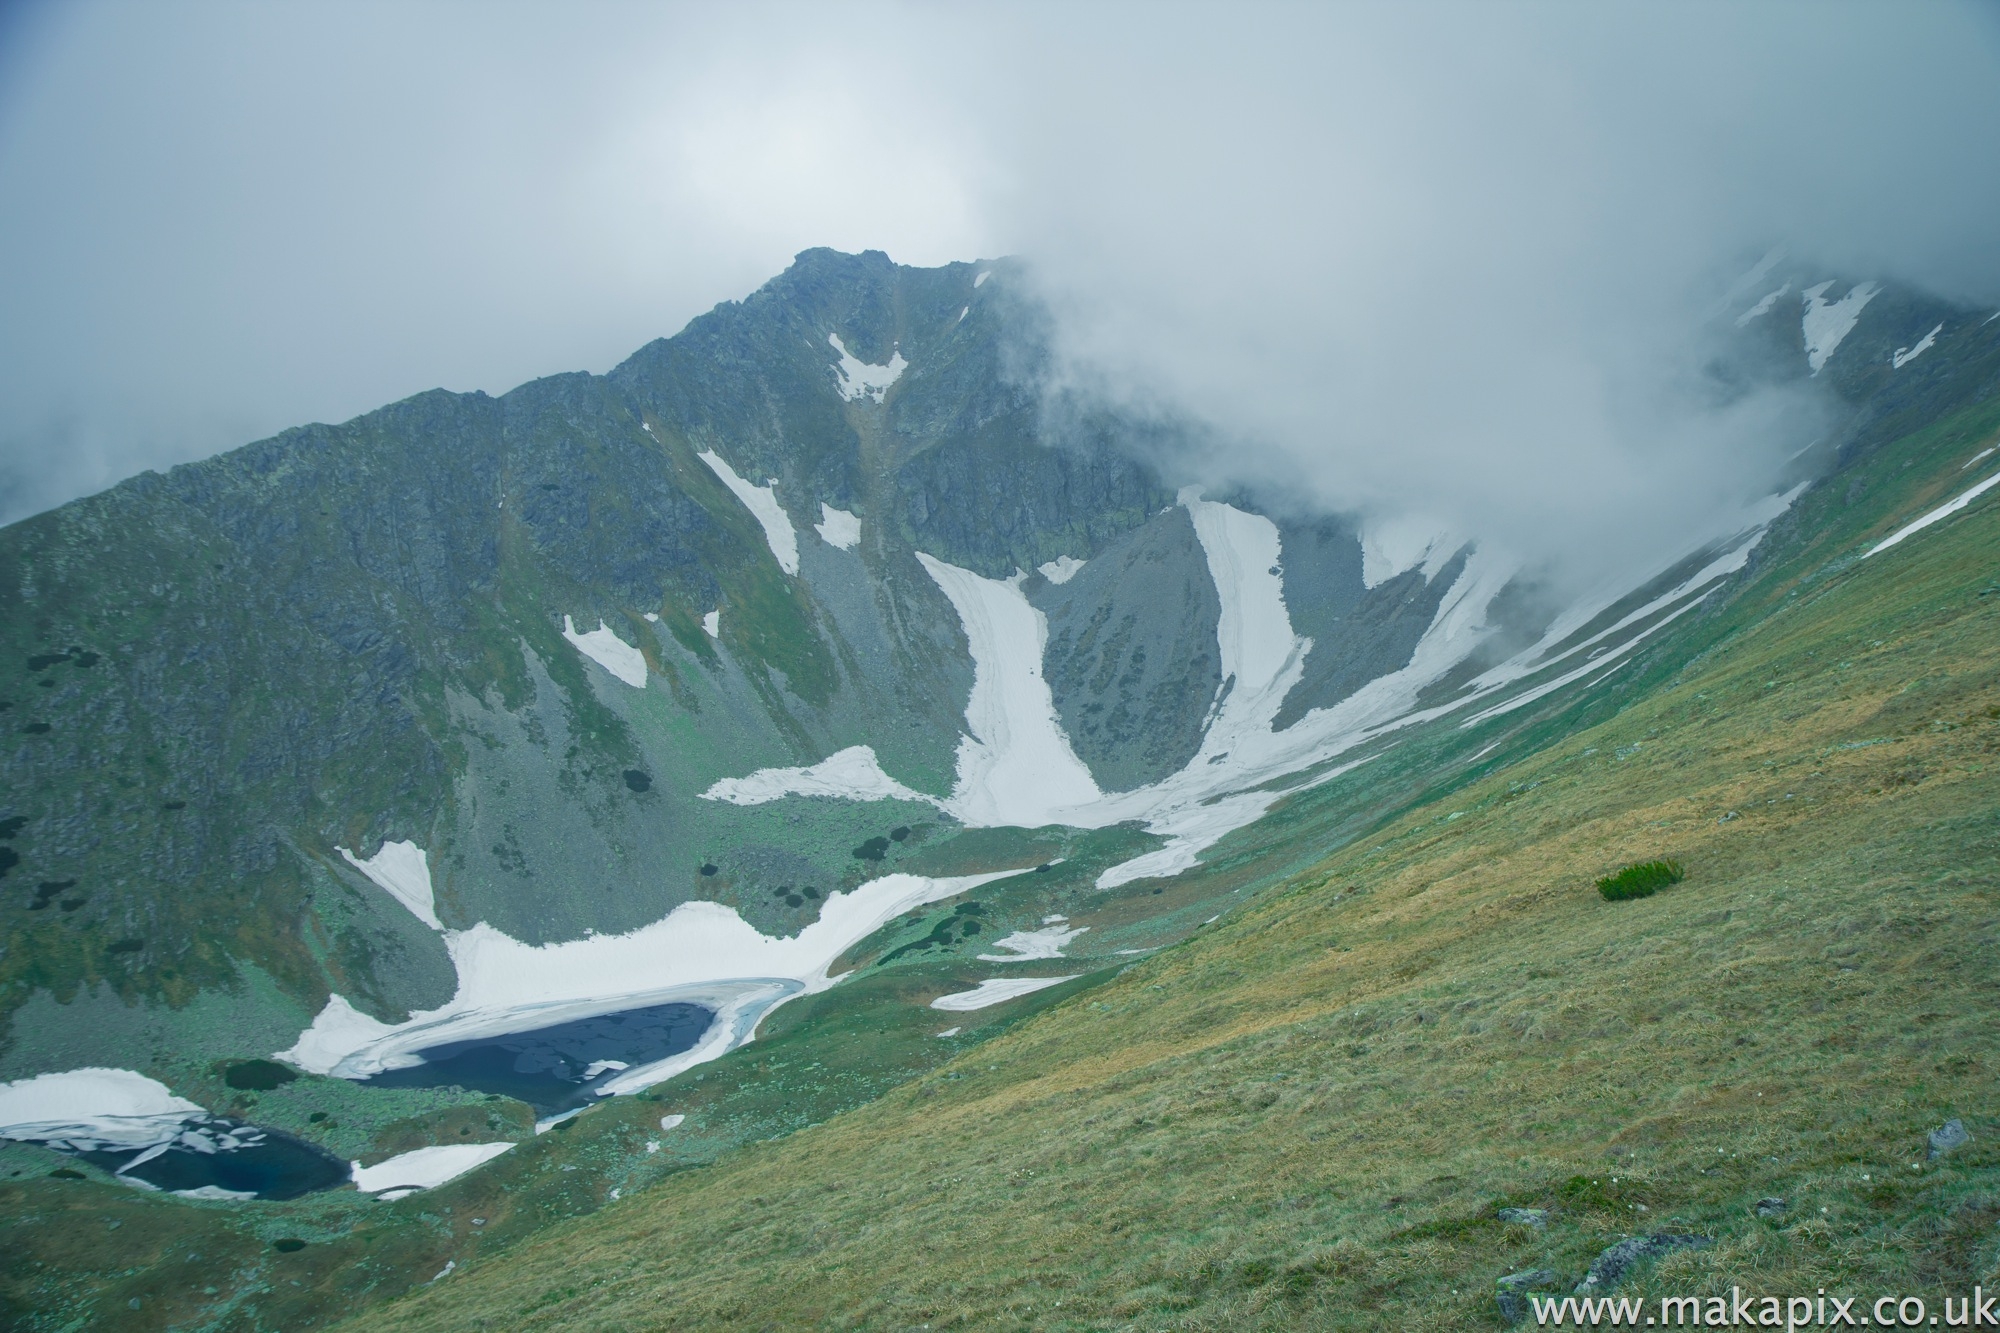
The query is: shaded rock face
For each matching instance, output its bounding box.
[1270,514,1467,729]
[0,246,1193,1038]
[1035,508,1223,792]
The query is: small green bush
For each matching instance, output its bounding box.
[1596,859,1685,901]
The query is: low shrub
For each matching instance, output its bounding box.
[1597,859,1685,901]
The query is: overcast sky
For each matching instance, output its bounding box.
[3,0,1998,585]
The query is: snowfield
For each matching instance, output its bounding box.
[0,1068,203,1150]
[562,616,648,688]
[352,1142,515,1195]
[1893,323,1943,370]
[699,449,801,575]
[279,866,1029,1095]
[1037,555,1085,584]
[704,484,1803,893]
[1801,280,1881,374]
[930,976,1078,1011]
[828,332,907,403]
[701,745,940,807]
[978,923,1089,962]
[816,503,862,550]
[338,840,442,930]
[915,554,1105,826]
[1866,469,2000,557]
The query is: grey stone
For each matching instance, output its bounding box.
[1574,1234,1712,1293]
[1496,1269,1563,1324]
[1754,1197,1786,1218]
[1929,1119,1972,1160]
[1497,1207,1550,1227]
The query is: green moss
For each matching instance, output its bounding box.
[1596,858,1687,901]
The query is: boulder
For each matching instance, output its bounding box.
[1496,1268,1563,1324]
[1574,1234,1712,1293]
[1928,1119,1972,1160]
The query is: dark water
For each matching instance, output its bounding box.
[71,1118,350,1200]
[359,1001,713,1114]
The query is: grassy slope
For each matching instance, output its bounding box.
[337,426,2000,1329]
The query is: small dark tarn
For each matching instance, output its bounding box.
[890,826,911,842]
[0,848,17,878]
[161,800,187,811]
[0,817,25,839]
[622,770,652,792]
[28,881,71,910]
[224,1059,299,1091]
[1151,888,1164,895]
[853,836,891,861]
[699,863,718,876]
[271,1238,307,1253]
[785,894,803,907]
[48,1169,84,1180]
[25,652,71,672]
[359,999,713,1115]
[69,1120,350,1200]
[20,722,50,734]
[802,887,819,899]
[108,938,145,954]
[1035,864,1050,873]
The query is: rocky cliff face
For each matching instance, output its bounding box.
[3,246,1994,1076]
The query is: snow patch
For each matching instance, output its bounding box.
[815,503,862,550]
[337,840,441,931]
[351,1143,514,1195]
[930,976,1078,1011]
[658,1114,685,1131]
[1963,447,1995,470]
[917,554,1104,825]
[978,923,1088,962]
[974,270,991,288]
[701,745,941,808]
[827,332,907,404]
[702,610,720,639]
[1865,469,2000,557]
[1037,555,1085,584]
[562,616,647,688]
[1892,323,1943,369]
[1735,284,1789,327]
[935,1027,961,1038]
[1801,280,1881,374]
[0,1068,203,1149]
[698,450,800,574]
[277,869,1029,1092]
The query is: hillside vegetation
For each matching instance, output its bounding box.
[332,422,2000,1326]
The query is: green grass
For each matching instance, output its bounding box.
[321,415,2000,1332]
[1596,859,1687,901]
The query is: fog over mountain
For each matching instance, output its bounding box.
[3,0,1998,587]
